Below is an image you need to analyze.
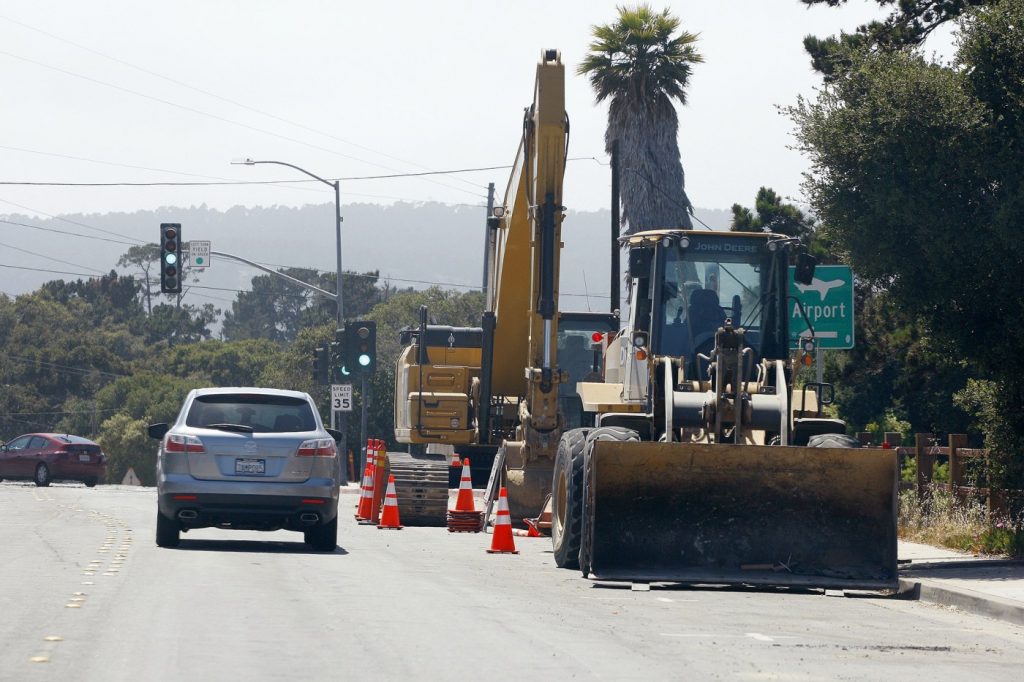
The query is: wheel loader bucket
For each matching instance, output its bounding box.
[582,442,898,590]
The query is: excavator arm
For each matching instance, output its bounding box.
[484,49,569,518]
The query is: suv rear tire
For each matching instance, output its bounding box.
[305,516,338,552]
[156,510,181,548]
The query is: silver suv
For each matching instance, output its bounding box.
[148,387,342,551]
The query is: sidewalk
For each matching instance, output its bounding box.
[898,540,1024,626]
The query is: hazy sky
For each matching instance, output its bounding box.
[1,1,961,302]
[0,1,917,216]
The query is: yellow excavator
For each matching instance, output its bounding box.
[550,229,899,590]
[392,49,604,523]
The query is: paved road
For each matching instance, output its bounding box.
[3,482,1024,681]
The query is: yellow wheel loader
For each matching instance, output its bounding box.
[551,230,899,590]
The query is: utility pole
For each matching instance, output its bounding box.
[610,140,621,315]
[482,182,495,294]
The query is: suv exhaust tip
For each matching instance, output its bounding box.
[177,509,199,521]
[298,512,320,525]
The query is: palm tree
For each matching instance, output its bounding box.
[579,5,703,233]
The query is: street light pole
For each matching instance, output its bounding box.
[232,157,348,474]
[232,158,343,327]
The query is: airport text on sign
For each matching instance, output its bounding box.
[787,264,855,350]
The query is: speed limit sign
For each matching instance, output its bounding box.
[331,384,352,412]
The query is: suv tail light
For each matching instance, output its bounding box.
[166,433,206,453]
[297,438,336,457]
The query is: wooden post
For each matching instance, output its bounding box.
[948,433,968,499]
[915,433,933,500]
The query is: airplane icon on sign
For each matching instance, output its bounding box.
[795,278,845,301]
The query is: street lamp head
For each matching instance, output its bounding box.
[230,157,257,165]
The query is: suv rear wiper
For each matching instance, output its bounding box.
[205,423,254,433]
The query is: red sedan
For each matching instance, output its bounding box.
[0,433,107,487]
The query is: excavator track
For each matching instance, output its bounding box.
[385,452,450,527]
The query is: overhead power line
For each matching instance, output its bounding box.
[0,198,145,244]
[0,157,603,188]
[0,13,486,194]
[0,239,108,275]
[0,48,481,198]
[2,353,129,379]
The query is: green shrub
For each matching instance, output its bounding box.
[97,413,156,486]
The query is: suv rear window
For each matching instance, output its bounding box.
[186,394,317,433]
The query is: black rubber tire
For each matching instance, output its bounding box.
[551,428,590,569]
[84,478,98,488]
[808,433,861,449]
[34,463,51,487]
[305,516,338,552]
[155,510,180,548]
[579,426,641,578]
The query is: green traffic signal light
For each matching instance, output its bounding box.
[358,354,370,367]
[160,222,182,294]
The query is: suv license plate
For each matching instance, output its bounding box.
[79,454,91,462]
[235,458,265,475]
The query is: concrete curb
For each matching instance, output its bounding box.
[898,578,1024,627]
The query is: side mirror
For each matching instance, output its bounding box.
[325,428,343,443]
[147,423,169,440]
[794,252,817,286]
[628,247,652,278]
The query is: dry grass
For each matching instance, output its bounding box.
[899,488,1023,557]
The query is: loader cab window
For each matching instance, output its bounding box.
[657,237,766,363]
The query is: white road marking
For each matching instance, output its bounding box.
[660,632,799,641]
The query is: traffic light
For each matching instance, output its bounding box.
[329,338,349,382]
[160,223,183,294]
[345,320,377,374]
[312,346,329,384]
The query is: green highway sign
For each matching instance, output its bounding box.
[788,264,855,350]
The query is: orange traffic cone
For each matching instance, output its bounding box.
[377,474,403,530]
[449,450,461,467]
[354,464,374,521]
[486,487,518,554]
[454,458,475,512]
[370,440,387,524]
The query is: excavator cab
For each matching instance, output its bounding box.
[557,312,618,429]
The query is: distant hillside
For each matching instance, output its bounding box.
[0,202,733,315]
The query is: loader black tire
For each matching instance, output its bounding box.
[551,428,590,570]
[579,426,641,578]
[808,433,861,449]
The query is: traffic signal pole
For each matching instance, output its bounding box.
[360,374,370,473]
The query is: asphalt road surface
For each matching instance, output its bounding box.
[3,482,1024,681]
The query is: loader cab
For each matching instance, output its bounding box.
[630,230,791,380]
